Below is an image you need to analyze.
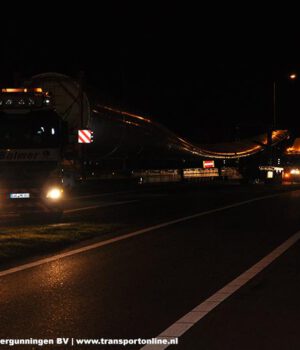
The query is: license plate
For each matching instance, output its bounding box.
[10,193,30,199]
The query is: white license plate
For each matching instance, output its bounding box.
[10,193,30,199]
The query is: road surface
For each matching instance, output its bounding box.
[0,182,300,349]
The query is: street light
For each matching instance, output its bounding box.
[273,72,297,129]
[269,72,297,166]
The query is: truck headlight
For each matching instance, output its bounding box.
[46,187,63,200]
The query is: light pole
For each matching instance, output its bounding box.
[273,80,276,129]
[269,73,297,167]
[273,73,297,130]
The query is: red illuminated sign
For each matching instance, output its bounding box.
[203,160,215,168]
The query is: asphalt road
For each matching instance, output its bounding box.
[1,182,300,349]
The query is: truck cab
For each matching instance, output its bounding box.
[0,88,67,219]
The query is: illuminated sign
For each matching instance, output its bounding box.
[259,166,283,172]
[203,160,215,168]
[184,168,219,178]
[78,130,93,143]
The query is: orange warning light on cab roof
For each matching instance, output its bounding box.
[1,88,26,93]
[1,88,43,93]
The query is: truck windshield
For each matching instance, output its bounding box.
[0,111,61,149]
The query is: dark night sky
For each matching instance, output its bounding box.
[1,9,300,143]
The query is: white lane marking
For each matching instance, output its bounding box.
[64,200,138,213]
[140,232,300,349]
[68,190,136,201]
[48,223,74,227]
[0,192,284,278]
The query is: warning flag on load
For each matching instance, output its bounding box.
[78,130,93,143]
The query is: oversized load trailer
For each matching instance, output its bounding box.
[27,73,290,170]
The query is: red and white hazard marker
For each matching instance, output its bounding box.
[78,129,93,143]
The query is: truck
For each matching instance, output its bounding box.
[0,72,290,220]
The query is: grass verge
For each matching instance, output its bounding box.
[0,222,120,264]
